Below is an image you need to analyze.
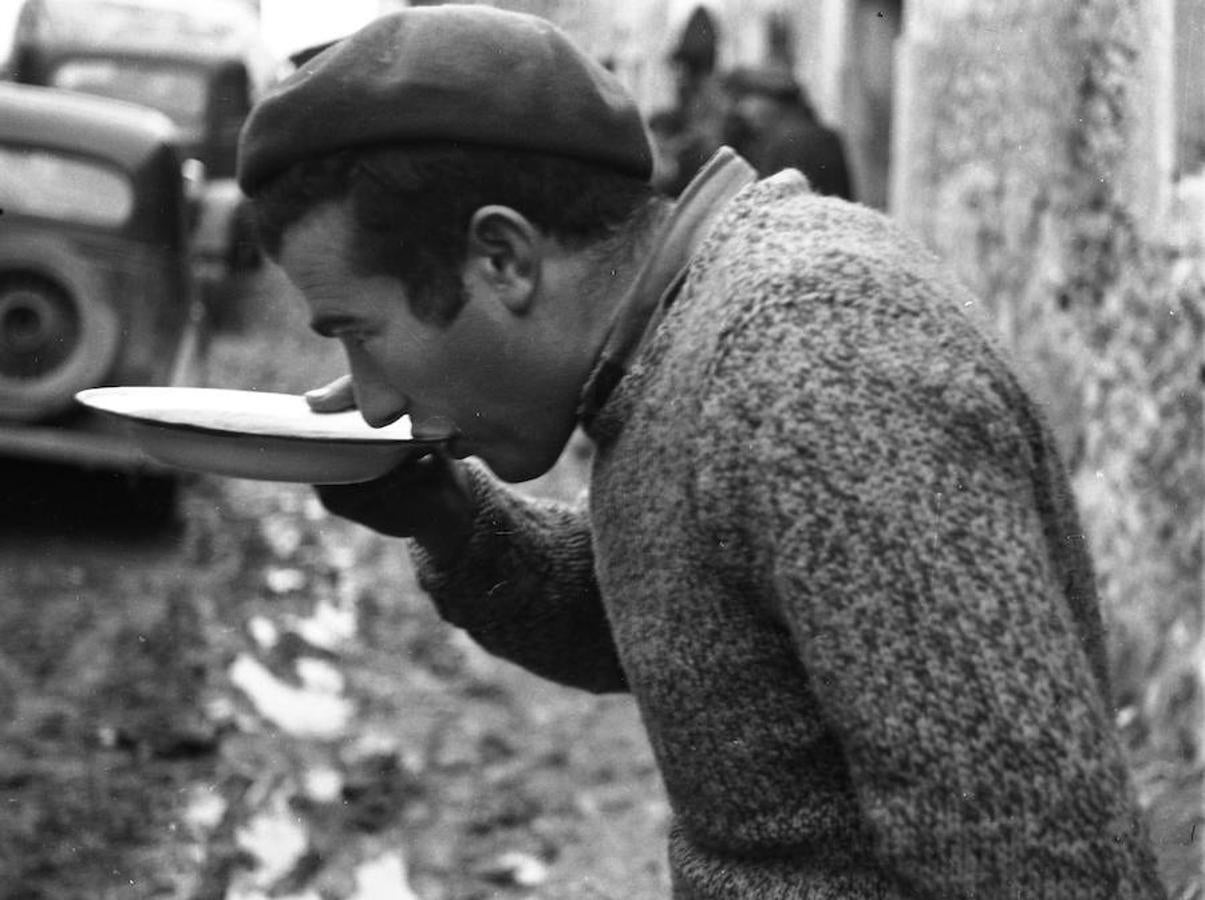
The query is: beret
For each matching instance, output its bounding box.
[237,5,653,194]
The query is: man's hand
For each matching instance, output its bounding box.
[306,376,475,560]
[304,373,358,413]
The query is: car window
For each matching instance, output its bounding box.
[0,145,133,227]
[51,58,207,132]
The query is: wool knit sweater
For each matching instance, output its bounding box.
[412,172,1166,898]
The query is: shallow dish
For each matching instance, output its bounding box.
[76,386,444,484]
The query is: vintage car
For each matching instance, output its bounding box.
[8,0,276,329]
[0,82,208,517]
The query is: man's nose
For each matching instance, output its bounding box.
[352,375,409,429]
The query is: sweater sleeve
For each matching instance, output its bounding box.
[409,461,627,694]
[699,270,1164,896]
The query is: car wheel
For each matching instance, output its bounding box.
[0,252,120,421]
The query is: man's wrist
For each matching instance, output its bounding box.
[411,460,477,563]
[412,510,474,564]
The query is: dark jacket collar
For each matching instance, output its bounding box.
[577,147,757,431]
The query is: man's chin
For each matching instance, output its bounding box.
[481,448,563,485]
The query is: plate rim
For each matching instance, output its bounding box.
[76,386,444,448]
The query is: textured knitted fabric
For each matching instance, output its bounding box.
[412,173,1167,898]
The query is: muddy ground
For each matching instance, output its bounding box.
[0,268,1198,898]
[0,457,669,900]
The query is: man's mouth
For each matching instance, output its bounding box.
[411,428,471,462]
[410,416,459,444]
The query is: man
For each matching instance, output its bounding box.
[237,6,1167,898]
[648,6,727,196]
[722,64,856,200]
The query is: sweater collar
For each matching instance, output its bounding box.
[576,147,757,431]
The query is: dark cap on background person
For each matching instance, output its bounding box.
[669,6,719,75]
[237,4,654,195]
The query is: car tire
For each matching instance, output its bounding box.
[0,238,121,421]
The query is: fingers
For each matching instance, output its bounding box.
[305,374,356,412]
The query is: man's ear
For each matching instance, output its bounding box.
[465,205,540,314]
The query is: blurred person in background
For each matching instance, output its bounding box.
[648,6,727,196]
[722,63,856,201]
[236,6,1168,898]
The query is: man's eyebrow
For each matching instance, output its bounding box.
[309,314,361,338]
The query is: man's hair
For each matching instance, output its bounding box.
[250,144,660,325]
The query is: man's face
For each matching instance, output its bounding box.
[277,200,584,483]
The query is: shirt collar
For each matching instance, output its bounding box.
[577,147,757,428]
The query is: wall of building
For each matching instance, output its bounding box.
[1175,0,1205,175]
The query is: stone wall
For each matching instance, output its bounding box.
[893,0,1175,435]
[1175,0,1205,174]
